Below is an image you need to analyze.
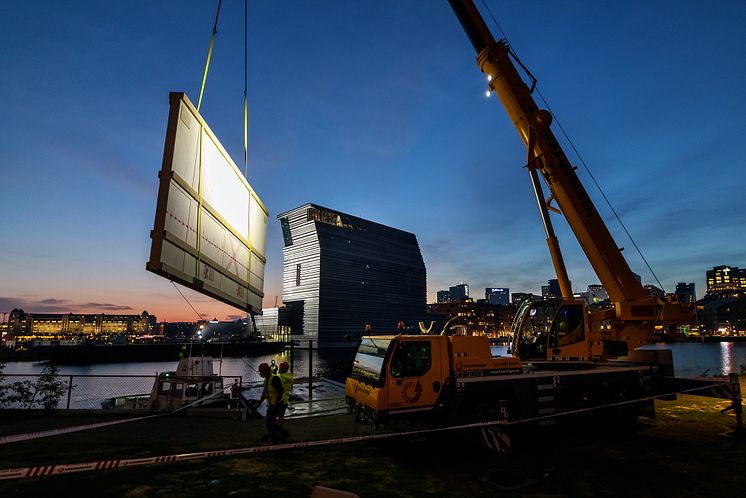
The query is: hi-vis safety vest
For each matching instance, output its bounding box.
[263,375,282,405]
[279,372,294,404]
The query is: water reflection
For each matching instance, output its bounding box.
[2,347,357,384]
[4,343,745,380]
[720,342,733,376]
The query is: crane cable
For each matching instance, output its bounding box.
[480,0,666,293]
[171,281,205,322]
[197,0,223,112]
[243,0,249,179]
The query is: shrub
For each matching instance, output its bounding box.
[4,364,68,412]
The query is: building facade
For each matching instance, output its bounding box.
[675,282,696,303]
[541,279,571,299]
[449,283,470,301]
[278,204,427,347]
[436,290,451,303]
[485,287,509,305]
[706,266,746,296]
[7,309,155,344]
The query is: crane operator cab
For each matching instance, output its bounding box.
[510,299,590,362]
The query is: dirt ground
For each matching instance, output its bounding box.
[0,393,744,497]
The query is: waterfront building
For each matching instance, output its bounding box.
[7,309,155,343]
[675,282,696,303]
[255,307,294,342]
[706,266,746,296]
[697,296,746,336]
[277,204,427,347]
[485,287,509,305]
[428,298,516,337]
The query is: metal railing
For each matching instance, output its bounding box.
[0,373,244,410]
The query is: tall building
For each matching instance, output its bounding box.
[706,266,746,296]
[436,290,451,303]
[278,204,427,347]
[675,282,696,303]
[541,279,571,299]
[449,283,470,302]
[485,287,509,305]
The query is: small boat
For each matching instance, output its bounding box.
[149,356,227,410]
[101,356,229,410]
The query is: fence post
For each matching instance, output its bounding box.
[309,340,313,400]
[66,376,73,410]
[290,340,294,374]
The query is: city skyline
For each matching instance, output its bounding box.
[2,1,745,321]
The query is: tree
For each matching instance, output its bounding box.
[6,364,68,412]
[36,364,68,412]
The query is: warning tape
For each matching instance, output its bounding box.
[0,380,738,481]
[0,388,229,446]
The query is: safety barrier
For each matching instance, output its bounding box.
[0,377,741,481]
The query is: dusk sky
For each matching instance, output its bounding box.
[1,1,745,322]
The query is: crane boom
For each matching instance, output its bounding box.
[448,0,693,352]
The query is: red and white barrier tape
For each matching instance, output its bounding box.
[0,380,737,481]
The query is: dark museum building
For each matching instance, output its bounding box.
[277,203,428,347]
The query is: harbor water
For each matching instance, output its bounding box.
[2,342,745,409]
[4,342,746,379]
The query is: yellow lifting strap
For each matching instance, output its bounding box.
[197,0,223,112]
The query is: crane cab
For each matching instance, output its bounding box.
[510,299,592,362]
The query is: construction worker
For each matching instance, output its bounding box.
[269,359,278,375]
[255,362,287,444]
[277,361,294,430]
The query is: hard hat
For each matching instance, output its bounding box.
[279,362,289,372]
[258,362,270,374]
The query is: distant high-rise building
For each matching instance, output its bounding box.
[449,283,470,302]
[485,287,509,305]
[436,290,451,303]
[278,203,427,347]
[541,279,570,300]
[675,282,696,303]
[706,266,746,296]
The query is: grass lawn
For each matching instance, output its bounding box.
[0,393,744,497]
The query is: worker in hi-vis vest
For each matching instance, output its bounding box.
[277,361,294,430]
[256,362,288,444]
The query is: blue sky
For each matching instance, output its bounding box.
[1,1,744,321]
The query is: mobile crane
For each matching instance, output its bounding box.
[344,0,741,432]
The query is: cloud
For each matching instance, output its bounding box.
[0,297,135,314]
[38,298,69,305]
[78,302,134,311]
